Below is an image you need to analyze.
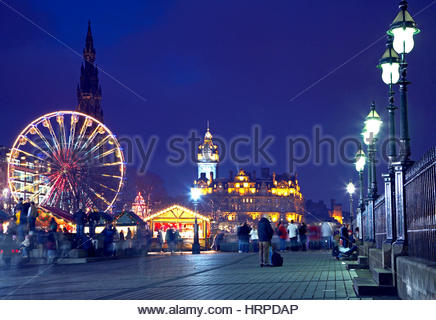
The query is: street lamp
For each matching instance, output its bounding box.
[355,149,366,240]
[362,102,382,242]
[387,0,420,162]
[362,102,382,198]
[190,186,202,254]
[346,182,356,234]
[355,149,366,210]
[378,35,400,170]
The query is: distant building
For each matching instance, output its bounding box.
[76,21,103,122]
[328,199,343,224]
[194,127,305,223]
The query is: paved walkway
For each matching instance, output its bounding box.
[0,251,364,300]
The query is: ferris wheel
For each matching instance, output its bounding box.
[7,111,125,213]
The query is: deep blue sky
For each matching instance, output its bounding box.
[1,0,435,207]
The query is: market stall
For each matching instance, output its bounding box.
[144,204,211,247]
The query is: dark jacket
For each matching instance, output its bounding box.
[237,224,251,242]
[257,218,274,242]
[299,224,307,237]
[73,210,87,225]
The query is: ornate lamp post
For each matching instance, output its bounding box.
[362,102,382,241]
[362,102,383,197]
[355,149,366,240]
[191,186,202,254]
[355,150,366,207]
[378,36,400,170]
[346,182,356,235]
[388,0,420,163]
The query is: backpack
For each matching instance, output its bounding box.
[271,251,283,267]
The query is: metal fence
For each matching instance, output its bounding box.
[405,146,436,261]
[374,194,386,249]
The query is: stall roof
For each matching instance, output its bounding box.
[113,211,145,226]
[144,204,211,223]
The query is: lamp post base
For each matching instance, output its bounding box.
[192,243,201,254]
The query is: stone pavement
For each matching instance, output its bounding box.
[0,250,381,300]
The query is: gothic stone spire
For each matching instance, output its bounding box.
[76,21,103,122]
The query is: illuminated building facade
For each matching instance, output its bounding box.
[329,202,343,224]
[194,128,305,223]
[7,150,47,204]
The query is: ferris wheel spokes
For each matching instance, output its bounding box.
[67,114,78,152]
[76,124,101,154]
[20,135,53,160]
[29,125,58,159]
[44,116,61,153]
[11,147,45,162]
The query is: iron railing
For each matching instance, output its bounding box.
[374,194,386,249]
[405,146,436,261]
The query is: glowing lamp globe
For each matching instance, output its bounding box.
[346,182,356,195]
[363,103,382,143]
[378,38,400,85]
[355,149,366,172]
[191,187,202,201]
[362,129,372,146]
[388,2,420,54]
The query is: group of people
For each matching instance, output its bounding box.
[235,219,309,255]
[156,227,183,253]
[0,199,155,268]
[331,223,359,259]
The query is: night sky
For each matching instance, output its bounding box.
[1,0,435,208]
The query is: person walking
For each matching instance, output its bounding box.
[102,224,116,256]
[237,222,251,253]
[299,222,308,251]
[257,215,274,267]
[340,224,350,248]
[27,202,38,232]
[73,207,87,238]
[174,229,182,252]
[88,210,100,238]
[165,228,175,253]
[157,229,164,252]
[287,220,298,251]
[249,226,259,252]
[14,198,27,242]
[126,228,132,240]
[277,221,288,252]
[321,222,333,249]
[46,230,57,264]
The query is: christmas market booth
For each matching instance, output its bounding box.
[111,211,146,236]
[144,204,211,249]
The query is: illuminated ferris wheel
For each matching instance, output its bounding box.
[7,111,125,213]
